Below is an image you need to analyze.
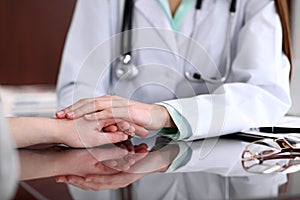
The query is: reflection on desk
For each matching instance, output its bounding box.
[16,137,295,200]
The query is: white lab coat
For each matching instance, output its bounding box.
[57,0,291,140]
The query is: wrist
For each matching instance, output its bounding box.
[54,119,84,147]
[161,106,176,128]
[8,117,66,148]
[51,119,69,144]
[157,145,180,172]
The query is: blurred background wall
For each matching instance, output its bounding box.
[0,0,76,85]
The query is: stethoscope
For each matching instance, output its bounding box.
[115,0,237,83]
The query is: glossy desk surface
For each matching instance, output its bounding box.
[14,135,300,200]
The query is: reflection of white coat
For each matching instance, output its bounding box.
[161,138,287,200]
[68,172,287,200]
[128,138,287,200]
[68,137,287,200]
[57,0,291,140]
[131,172,287,200]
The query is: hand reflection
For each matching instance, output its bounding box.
[19,143,146,181]
[56,142,179,191]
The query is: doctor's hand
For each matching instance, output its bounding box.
[56,95,176,137]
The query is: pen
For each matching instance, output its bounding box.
[254,127,300,133]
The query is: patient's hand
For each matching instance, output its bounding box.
[8,117,134,148]
[57,118,132,148]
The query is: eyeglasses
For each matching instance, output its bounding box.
[241,134,300,174]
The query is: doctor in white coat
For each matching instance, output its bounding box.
[56,0,292,141]
[56,1,292,198]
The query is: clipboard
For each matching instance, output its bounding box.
[222,128,300,143]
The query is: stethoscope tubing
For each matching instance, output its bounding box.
[115,0,237,84]
[184,0,236,83]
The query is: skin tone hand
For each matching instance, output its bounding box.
[99,143,149,172]
[55,143,149,188]
[56,95,176,137]
[8,117,132,148]
[56,143,179,191]
[18,145,135,180]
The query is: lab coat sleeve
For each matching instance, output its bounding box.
[156,102,193,140]
[56,0,112,110]
[160,0,291,140]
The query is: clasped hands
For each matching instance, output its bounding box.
[53,141,179,191]
[56,95,175,148]
[18,141,178,191]
[49,95,178,190]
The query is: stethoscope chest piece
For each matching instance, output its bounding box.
[113,0,237,83]
[115,54,139,80]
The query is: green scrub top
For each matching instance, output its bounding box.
[157,0,194,31]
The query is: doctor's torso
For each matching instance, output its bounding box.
[58,0,282,106]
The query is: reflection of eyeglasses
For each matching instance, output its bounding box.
[241,134,300,174]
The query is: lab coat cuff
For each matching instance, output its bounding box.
[166,142,192,173]
[156,102,193,140]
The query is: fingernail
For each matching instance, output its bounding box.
[128,159,135,165]
[122,149,129,155]
[84,114,93,120]
[128,132,135,137]
[68,179,74,184]
[122,164,130,171]
[97,126,102,132]
[123,135,128,140]
[67,112,75,118]
[56,177,64,183]
[85,178,92,182]
[57,110,65,115]
[109,160,118,167]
